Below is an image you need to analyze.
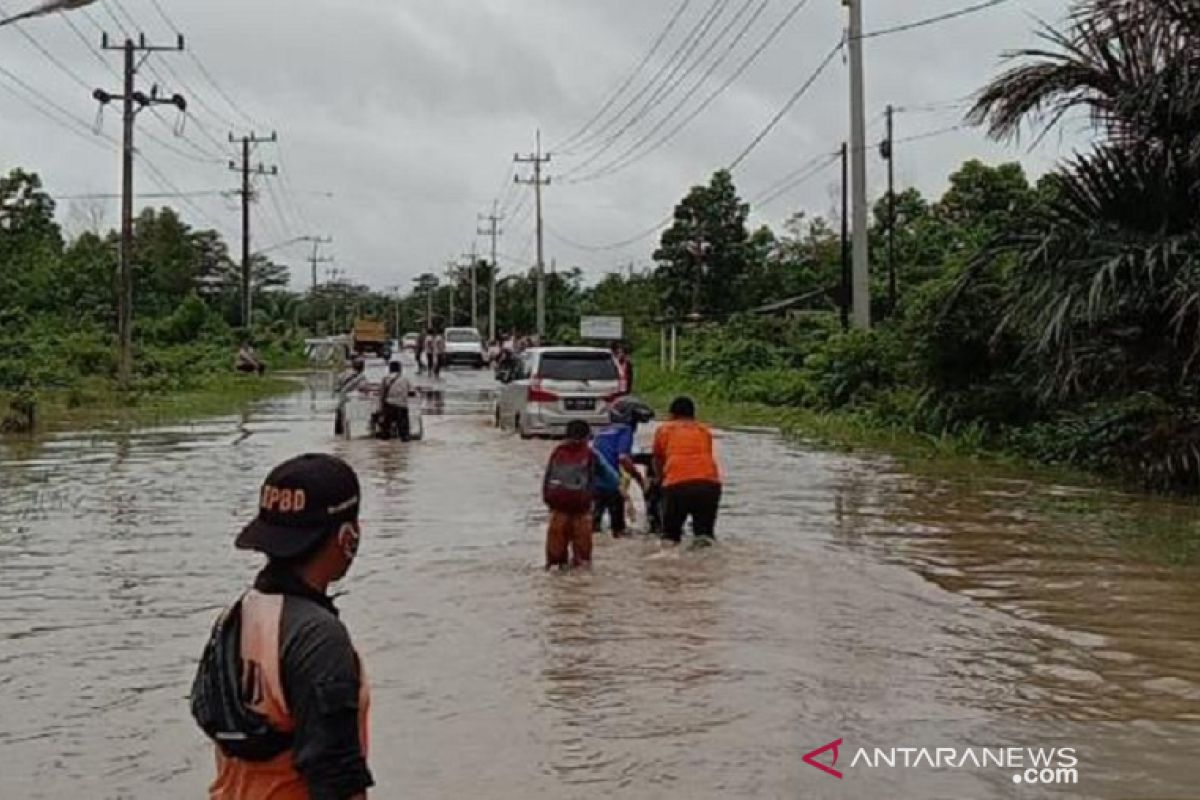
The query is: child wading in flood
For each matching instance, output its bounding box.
[542,420,619,570]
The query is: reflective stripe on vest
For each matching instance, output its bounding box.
[210,590,370,800]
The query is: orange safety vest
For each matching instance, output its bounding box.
[653,420,721,488]
[209,590,371,800]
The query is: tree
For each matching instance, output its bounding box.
[654,170,753,318]
[966,0,1200,487]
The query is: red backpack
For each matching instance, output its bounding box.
[543,442,594,513]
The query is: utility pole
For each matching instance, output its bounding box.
[461,244,479,330]
[305,236,333,293]
[881,103,897,315]
[445,261,457,324]
[478,202,504,342]
[94,32,186,387]
[229,131,278,331]
[846,0,871,329]
[515,130,551,339]
[840,142,851,332]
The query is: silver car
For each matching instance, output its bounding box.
[495,347,624,438]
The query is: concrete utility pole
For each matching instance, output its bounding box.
[305,236,333,293]
[840,142,851,332]
[461,245,479,330]
[445,261,458,324]
[882,103,897,314]
[515,130,551,339]
[845,0,871,329]
[93,32,186,387]
[229,131,278,331]
[478,202,503,342]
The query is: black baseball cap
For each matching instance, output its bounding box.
[236,454,361,559]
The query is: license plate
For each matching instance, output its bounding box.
[564,398,595,412]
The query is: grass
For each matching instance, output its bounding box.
[1,372,300,436]
[636,360,1200,564]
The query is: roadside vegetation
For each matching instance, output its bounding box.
[611,0,1200,495]
[5,0,1198,497]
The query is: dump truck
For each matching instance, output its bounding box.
[351,319,391,359]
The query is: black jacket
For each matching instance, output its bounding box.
[255,565,374,800]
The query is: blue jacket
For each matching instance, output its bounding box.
[592,424,634,493]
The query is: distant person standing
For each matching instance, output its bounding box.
[424,333,436,377]
[614,345,634,394]
[416,329,428,373]
[653,397,722,544]
[432,332,446,379]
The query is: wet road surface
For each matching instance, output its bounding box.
[2,363,1199,798]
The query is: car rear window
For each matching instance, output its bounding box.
[446,331,480,343]
[538,353,618,381]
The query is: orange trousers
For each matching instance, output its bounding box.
[546,511,593,568]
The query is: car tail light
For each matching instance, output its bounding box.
[528,379,558,404]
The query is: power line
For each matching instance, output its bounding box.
[752,151,839,208]
[0,61,117,147]
[562,0,818,185]
[565,0,730,158]
[553,0,695,153]
[53,189,225,200]
[145,0,265,129]
[563,0,773,184]
[857,0,1012,41]
[546,216,673,253]
[727,37,844,171]
[563,0,741,175]
[0,66,111,151]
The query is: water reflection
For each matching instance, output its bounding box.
[1,368,1198,798]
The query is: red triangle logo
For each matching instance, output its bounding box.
[803,738,844,780]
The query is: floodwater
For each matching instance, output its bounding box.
[1,362,1199,799]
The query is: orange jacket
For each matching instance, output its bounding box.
[653,420,721,488]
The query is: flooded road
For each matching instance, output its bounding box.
[2,364,1199,799]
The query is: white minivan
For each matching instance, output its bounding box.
[443,327,487,368]
[495,347,624,438]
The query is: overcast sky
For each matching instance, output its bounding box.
[0,0,1085,293]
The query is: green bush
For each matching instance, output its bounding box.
[801,328,901,410]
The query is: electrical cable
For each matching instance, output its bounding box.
[562,0,820,185]
[856,0,1012,41]
[565,0,730,157]
[562,0,740,174]
[145,0,266,130]
[552,0,695,153]
[563,0,776,183]
[726,37,843,170]
[752,150,839,207]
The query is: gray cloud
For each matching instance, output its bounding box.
[0,0,1084,292]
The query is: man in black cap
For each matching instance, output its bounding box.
[203,453,374,800]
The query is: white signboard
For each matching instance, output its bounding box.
[580,316,624,340]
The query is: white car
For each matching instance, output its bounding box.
[495,347,624,438]
[443,327,487,368]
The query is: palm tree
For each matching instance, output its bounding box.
[965,0,1200,488]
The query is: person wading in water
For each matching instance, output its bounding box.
[653,396,723,545]
[192,454,374,800]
